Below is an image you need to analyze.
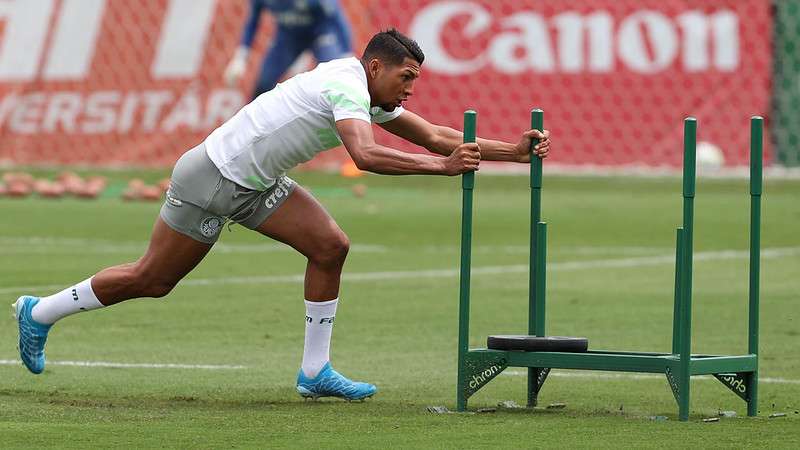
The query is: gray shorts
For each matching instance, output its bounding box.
[160,144,297,243]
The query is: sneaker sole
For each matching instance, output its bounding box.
[296,386,376,401]
[297,386,320,399]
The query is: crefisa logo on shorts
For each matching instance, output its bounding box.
[264,178,295,209]
[200,217,222,238]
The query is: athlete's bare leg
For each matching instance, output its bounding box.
[256,185,375,398]
[91,217,213,305]
[254,186,349,301]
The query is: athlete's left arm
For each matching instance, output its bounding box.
[378,110,551,162]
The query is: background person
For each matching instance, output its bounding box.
[224,0,354,100]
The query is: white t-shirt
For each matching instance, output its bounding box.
[204,57,403,190]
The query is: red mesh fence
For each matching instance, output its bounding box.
[0,0,777,169]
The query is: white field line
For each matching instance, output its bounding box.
[0,360,797,385]
[1,247,798,295]
[478,161,800,179]
[419,245,670,255]
[0,359,245,370]
[0,236,669,256]
[501,369,800,385]
[0,237,387,255]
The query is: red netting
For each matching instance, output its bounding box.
[0,0,775,169]
[369,0,773,169]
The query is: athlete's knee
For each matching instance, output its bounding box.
[324,231,350,265]
[310,229,350,267]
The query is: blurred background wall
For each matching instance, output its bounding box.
[0,0,796,170]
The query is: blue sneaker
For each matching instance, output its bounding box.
[13,296,52,374]
[296,362,377,401]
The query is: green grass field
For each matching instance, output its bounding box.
[1,170,799,448]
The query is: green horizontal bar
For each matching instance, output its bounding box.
[690,355,757,375]
[472,349,674,373]
[568,350,672,357]
[473,348,733,358]
[469,350,757,375]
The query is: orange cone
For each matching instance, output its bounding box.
[340,160,363,178]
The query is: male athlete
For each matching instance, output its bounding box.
[14,29,551,401]
[225,0,353,99]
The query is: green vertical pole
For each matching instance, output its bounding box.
[529,108,545,336]
[678,117,696,421]
[456,110,477,412]
[672,228,683,354]
[535,222,547,322]
[527,109,545,407]
[748,116,763,417]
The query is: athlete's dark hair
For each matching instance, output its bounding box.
[362,28,424,66]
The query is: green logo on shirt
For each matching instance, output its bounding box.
[323,81,370,114]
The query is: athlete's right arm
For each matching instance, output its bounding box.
[336,119,481,176]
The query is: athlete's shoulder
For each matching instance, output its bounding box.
[311,58,371,120]
[314,57,363,76]
[312,58,368,91]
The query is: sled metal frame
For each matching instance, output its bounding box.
[456,109,763,421]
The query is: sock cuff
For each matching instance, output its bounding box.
[304,298,338,308]
[304,298,338,320]
[76,277,103,308]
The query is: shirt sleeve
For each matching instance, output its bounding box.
[370,106,404,124]
[322,80,372,123]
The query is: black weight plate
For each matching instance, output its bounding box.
[487,335,589,352]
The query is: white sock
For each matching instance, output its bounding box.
[31,277,105,325]
[301,298,338,378]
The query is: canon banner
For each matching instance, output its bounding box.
[0,0,773,168]
[371,0,773,168]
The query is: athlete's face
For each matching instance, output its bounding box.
[367,57,420,111]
